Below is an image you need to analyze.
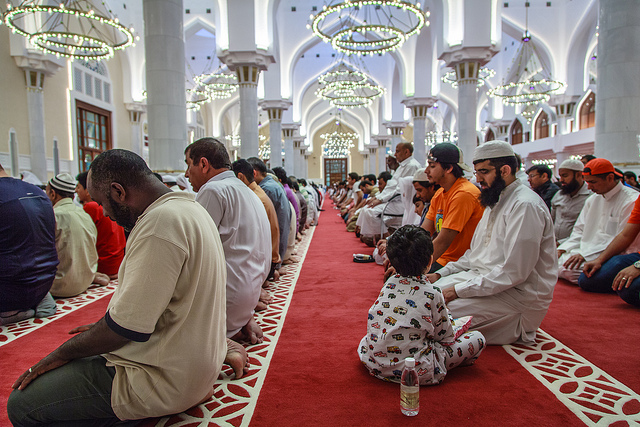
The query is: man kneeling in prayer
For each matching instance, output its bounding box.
[8,149,248,426]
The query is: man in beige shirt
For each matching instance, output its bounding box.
[45,173,109,297]
[9,150,248,425]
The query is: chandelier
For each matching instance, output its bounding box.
[194,70,238,100]
[488,8,564,106]
[186,88,212,111]
[309,1,428,56]
[224,133,266,148]
[316,64,384,108]
[321,114,357,158]
[441,67,496,89]
[425,130,457,147]
[2,0,136,61]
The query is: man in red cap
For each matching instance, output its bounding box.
[557,158,640,284]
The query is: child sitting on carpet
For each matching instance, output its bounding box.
[358,225,485,385]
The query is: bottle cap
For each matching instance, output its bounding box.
[405,357,415,367]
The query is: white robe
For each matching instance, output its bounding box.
[435,180,558,345]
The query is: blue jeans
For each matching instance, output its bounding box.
[578,253,640,307]
[7,356,139,426]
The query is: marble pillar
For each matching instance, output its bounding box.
[595,0,640,164]
[383,122,408,152]
[369,147,377,175]
[402,98,435,166]
[126,103,146,156]
[261,100,291,168]
[294,136,306,177]
[457,63,480,163]
[25,75,47,181]
[282,125,297,174]
[373,135,390,174]
[144,0,187,171]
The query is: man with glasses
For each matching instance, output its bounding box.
[526,164,559,210]
[426,141,557,345]
[557,158,639,284]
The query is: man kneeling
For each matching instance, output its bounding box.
[8,149,247,426]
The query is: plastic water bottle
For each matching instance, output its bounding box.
[400,357,419,416]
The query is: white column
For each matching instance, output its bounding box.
[402,98,435,166]
[303,153,310,179]
[383,122,408,152]
[294,136,306,177]
[144,0,187,171]
[369,147,377,175]
[373,135,390,174]
[261,100,291,168]
[9,130,19,177]
[25,74,47,181]
[595,0,640,164]
[457,63,479,163]
[281,124,299,174]
[126,103,146,156]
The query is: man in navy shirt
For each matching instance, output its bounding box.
[0,163,58,325]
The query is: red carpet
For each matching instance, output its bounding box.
[251,209,585,426]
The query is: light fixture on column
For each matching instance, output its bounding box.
[315,63,384,108]
[425,130,457,148]
[488,6,564,106]
[194,69,238,100]
[257,135,270,160]
[308,0,428,56]
[2,0,136,61]
[321,111,357,158]
[441,67,495,89]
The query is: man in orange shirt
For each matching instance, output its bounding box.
[423,143,484,273]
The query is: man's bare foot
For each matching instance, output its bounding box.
[260,288,273,305]
[242,317,264,344]
[225,338,249,379]
[93,272,110,286]
[255,301,268,311]
[283,256,301,265]
[272,269,280,281]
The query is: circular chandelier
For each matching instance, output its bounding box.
[186,88,212,111]
[321,116,357,158]
[2,1,136,61]
[309,1,428,56]
[194,71,238,100]
[224,133,266,148]
[316,66,384,108]
[442,67,496,89]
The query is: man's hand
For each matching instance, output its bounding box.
[12,352,69,390]
[612,265,640,291]
[557,249,566,258]
[443,287,458,304]
[377,239,387,256]
[69,323,95,334]
[563,254,585,270]
[369,198,382,207]
[425,273,441,283]
[582,260,602,278]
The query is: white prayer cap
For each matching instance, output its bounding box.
[21,171,42,186]
[413,169,429,182]
[161,174,177,184]
[558,159,584,171]
[473,140,515,162]
[49,173,77,193]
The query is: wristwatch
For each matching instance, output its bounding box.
[634,260,640,269]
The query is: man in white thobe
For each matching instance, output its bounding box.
[426,141,558,345]
[356,142,421,244]
[185,138,271,345]
[550,159,592,245]
[557,158,639,284]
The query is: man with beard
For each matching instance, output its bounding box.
[550,159,592,245]
[557,158,639,284]
[425,141,557,345]
[8,149,248,426]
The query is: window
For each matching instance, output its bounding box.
[511,119,523,145]
[324,158,347,186]
[76,100,112,172]
[579,92,596,129]
[535,111,549,140]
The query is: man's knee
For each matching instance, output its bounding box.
[617,284,640,307]
[7,388,35,427]
[578,272,613,293]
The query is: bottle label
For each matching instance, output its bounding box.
[400,385,419,409]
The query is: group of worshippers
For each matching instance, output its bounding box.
[355,140,640,386]
[5,138,323,426]
[1,165,125,327]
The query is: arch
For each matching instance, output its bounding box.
[485,128,495,142]
[578,91,596,130]
[501,17,557,79]
[510,118,524,145]
[534,110,549,140]
[564,1,598,94]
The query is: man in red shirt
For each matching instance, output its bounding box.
[76,172,126,279]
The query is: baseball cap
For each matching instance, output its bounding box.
[428,143,472,172]
[49,173,77,193]
[583,158,622,177]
